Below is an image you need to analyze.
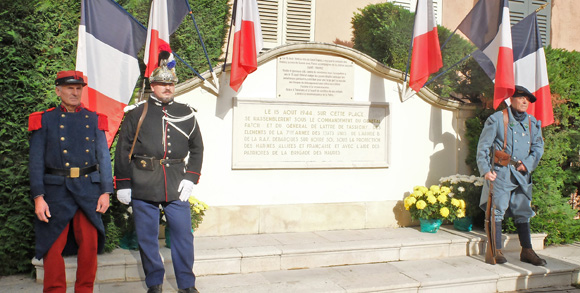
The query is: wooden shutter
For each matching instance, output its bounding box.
[509,0,551,46]
[390,0,443,25]
[284,0,314,43]
[256,0,314,49]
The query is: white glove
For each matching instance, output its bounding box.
[178,179,194,202]
[116,189,132,205]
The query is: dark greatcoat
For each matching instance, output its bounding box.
[114,97,203,202]
[29,105,114,259]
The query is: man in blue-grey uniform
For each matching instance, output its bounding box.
[114,50,203,293]
[477,85,546,266]
[28,70,113,292]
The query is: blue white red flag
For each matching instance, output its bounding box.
[230,0,263,92]
[76,0,147,146]
[512,12,553,127]
[144,0,189,78]
[458,0,514,109]
[409,0,442,92]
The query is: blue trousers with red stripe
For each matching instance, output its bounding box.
[132,199,196,289]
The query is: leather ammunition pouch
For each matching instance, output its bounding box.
[493,150,511,166]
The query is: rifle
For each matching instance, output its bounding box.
[484,146,497,265]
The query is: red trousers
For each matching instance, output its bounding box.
[43,210,98,293]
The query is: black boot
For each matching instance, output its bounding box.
[147,284,163,293]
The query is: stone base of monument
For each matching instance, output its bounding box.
[32,226,550,286]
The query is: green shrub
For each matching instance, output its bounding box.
[351,2,493,101]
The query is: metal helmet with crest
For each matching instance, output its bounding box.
[149,46,178,84]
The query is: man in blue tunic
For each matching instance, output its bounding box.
[477,86,547,266]
[28,70,113,292]
[114,51,203,293]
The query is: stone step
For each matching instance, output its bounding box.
[32,226,548,285]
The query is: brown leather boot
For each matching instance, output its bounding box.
[520,248,547,266]
[495,249,507,264]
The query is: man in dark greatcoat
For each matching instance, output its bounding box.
[114,51,203,293]
[28,70,113,292]
[477,85,546,266]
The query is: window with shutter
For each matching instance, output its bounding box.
[389,0,443,25]
[256,0,314,49]
[509,0,551,46]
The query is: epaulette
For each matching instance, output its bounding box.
[124,100,146,113]
[97,113,109,131]
[28,108,55,131]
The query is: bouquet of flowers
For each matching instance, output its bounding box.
[188,196,209,230]
[404,185,466,222]
[439,174,484,220]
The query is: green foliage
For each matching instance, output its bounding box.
[463,47,580,245]
[0,0,228,275]
[351,2,493,101]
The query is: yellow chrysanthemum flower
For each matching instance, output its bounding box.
[437,194,447,204]
[425,191,434,198]
[419,186,429,193]
[413,186,424,192]
[427,195,437,204]
[440,207,450,218]
[441,186,451,194]
[457,209,465,218]
[412,190,423,197]
[430,185,440,193]
[451,198,460,207]
[188,196,196,205]
[416,200,427,210]
[459,199,466,209]
[193,207,201,214]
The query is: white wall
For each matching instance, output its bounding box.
[176,44,465,209]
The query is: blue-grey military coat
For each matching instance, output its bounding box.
[29,105,114,259]
[476,107,544,211]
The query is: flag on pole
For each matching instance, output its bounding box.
[76,0,147,146]
[230,0,263,92]
[458,0,514,109]
[512,12,553,127]
[144,0,189,78]
[409,0,442,92]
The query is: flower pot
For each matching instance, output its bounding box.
[420,219,442,233]
[453,216,473,232]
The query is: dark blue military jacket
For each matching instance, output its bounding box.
[115,96,203,202]
[29,105,114,259]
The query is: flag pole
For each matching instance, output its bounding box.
[222,0,237,73]
[184,0,219,90]
[423,50,474,88]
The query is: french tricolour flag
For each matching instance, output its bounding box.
[409,0,442,92]
[458,0,514,109]
[230,0,263,92]
[144,0,189,78]
[76,0,147,146]
[512,12,553,127]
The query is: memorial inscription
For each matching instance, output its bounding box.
[277,54,354,100]
[233,99,389,169]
